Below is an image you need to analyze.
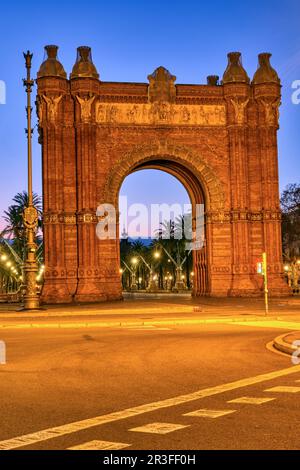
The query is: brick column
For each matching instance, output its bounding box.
[224,83,257,295]
[37,76,76,303]
[71,76,109,302]
[254,82,290,295]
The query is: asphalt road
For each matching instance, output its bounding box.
[0,322,299,450]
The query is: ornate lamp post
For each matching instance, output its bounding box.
[130,257,138,291]
[22,51,40,310]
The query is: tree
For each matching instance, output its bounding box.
[155,214,193,289]
[281,183,300,259]
[1,191,43,262]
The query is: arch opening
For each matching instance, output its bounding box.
[117,159,210,297]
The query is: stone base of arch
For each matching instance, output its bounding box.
[74,279,123,303]
[41,279,73,304]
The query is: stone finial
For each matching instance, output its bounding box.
[222,52,250,84]
[147,66,176,103]
[252,53,280,85]
[70,46,99,79]
[207,75,219,86]
[37,45,67,79]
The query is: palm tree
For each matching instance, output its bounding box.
[155,214,193,289]
[1,191,43,264]
[174,214,193,288]
[2,191,42,239]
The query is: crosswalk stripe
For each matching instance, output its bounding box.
[0,364,299,450]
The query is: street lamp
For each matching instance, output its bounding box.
[130,257,138,290]
[22,51,40,310]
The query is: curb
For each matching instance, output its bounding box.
[0,315,284,330]
[273,332,300,356]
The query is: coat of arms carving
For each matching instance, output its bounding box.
[147,66,176,103]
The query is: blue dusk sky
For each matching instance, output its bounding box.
[0,0,299,236]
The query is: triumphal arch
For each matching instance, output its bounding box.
[36,45,289,303]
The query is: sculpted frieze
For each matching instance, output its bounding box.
[95,102,226,126]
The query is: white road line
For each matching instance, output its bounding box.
[228,321,300,330]
[129,422,188,434]
[124,326,172,331]
[183,409,236,418]
[68,440,131,450]
[227,397,275,405]
[264,386,300,393]
[0,364,299,450]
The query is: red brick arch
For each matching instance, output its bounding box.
[102,140,225,212]
[37,51,289,303]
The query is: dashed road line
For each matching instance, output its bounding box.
[0,364,299,450]
[68,440,131,450]
[183,409,236,418]
[227,397,275,405]
[129,422,188,434]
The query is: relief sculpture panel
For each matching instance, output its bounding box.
[95,102,226,126]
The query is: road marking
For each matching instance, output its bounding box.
[124,326,172,331]
[227,397,275,405]
[129,422,188,434]
[228,321,300,330]
[68,440,130,450]
[124,325,157,329]
[264,386,300,393]
[183,409,236,418]
[0,364,299,450]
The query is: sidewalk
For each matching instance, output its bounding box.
[0,296,299,330]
